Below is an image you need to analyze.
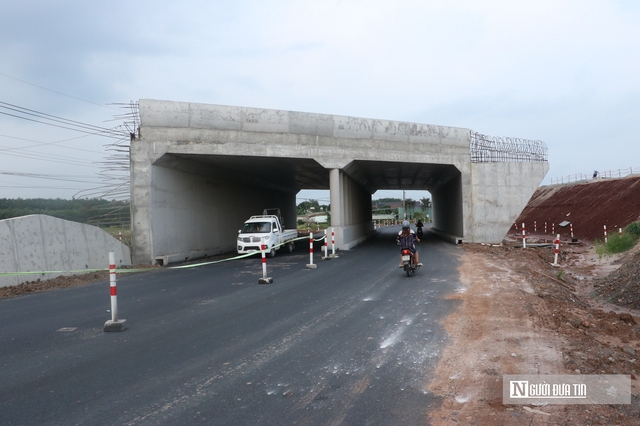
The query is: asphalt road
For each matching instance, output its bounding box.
[0,226,462,426]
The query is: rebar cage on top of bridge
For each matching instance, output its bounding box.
[470,131,548,163]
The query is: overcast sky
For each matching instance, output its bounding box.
[1,0,638,203]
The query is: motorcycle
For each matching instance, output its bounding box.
[416,226,423,239]
[400,247,421,277]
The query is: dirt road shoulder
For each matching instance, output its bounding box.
[428,244,640,425]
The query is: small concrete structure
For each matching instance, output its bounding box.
[0,215,131,288]
[131,99,548,264]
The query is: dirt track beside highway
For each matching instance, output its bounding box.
[429,242,639,425]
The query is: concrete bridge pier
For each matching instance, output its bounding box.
[328,168,374,250]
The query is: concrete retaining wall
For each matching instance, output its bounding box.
[148,164,295,264]
[467,162,550,242]
[0,215,131,288]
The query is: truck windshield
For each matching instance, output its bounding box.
[242,222,271,233]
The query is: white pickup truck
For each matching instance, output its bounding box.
[237,209,298,257]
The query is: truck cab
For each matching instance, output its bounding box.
[237,209,298,257]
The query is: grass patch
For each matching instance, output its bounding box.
[595,221,640,257]
[626,221,640,238]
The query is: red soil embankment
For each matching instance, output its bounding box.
[515,175,640,241]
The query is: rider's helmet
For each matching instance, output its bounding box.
[402,220,410,229]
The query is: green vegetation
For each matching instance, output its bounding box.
[296,222,330,231]
[372,197,432,220]
[412,211,425,221]
[595,221,640,257]
[625,221,640,238]
[373,204,394,215]
[0,198,130,228]
[296,199,329,215]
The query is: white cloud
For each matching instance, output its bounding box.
[0,0,639,198]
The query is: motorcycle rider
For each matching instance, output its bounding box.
[396,220,422,267]
[416,218,424,237]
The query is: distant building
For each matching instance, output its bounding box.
[297,213,328,223]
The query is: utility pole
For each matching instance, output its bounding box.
[402,190,406,219]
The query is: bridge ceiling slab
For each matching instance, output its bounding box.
[346,160,461,192]
[153,153,462,194]
[155,153,330,192]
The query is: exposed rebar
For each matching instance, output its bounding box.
[470,131,548,163]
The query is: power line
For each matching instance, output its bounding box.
[0,147,98,168]
[0,102,125,139]
[0,183,88,190]
[0,98,138,201]
[0,133,105,154]
[0,72,120,111]
[0,171,103,184]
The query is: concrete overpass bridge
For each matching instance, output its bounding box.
[130,99,548,265]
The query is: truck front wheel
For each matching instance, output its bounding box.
[268,247,276,258]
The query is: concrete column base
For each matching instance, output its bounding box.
[104,319,127,332]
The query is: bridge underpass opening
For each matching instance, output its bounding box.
[146,154,329,264]
[343,160,463,242]
[143,153,462,264]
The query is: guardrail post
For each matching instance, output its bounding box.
[306,233,317,269]
[104,252,127,332]
[331,227,338,258]
[258,244,273,284]
[551,234,561,266]
[322,229,329,259]
[521,223,526,248]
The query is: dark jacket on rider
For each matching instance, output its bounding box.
[397,229,417,253]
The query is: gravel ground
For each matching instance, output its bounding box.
[595,250,640,310]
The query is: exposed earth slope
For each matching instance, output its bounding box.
[514,175,640,241]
